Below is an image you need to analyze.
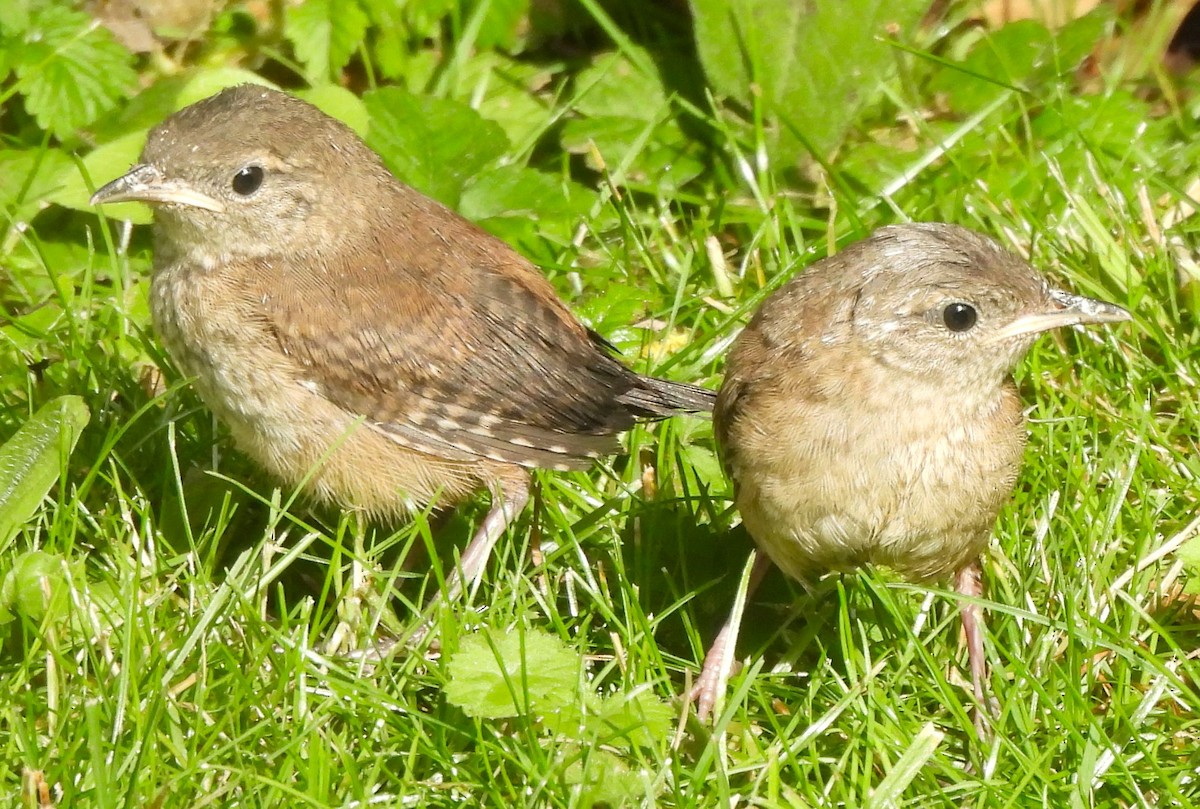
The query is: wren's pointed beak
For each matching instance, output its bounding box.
[990,286,1131,342]
[90,164,226,213]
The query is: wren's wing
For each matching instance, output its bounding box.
[261,247,668,472]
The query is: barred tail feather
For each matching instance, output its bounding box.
[620,375,716,418]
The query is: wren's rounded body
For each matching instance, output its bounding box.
[717,337,1025,583]
[715,223,1127,584]
[148,255,513,515]
[698,223,1129,722]
[92,84,715,528]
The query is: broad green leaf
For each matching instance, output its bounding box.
[0,550,70,625]
[562,49,711,190]
[296,84,370,137]
[931,20,1054,113]
[445,627,580,718]
[48,131,150,223]
[285,0,369,82]
[0,396,90,551]
[0,1,30,33]
[0,148,74,222]
[571,50,666,121]
[561,116,703,190]
[9,4,136,140]
[1053,8,1112,72]
[88,76,189,143]
[407,0,458,35]
[689,0,927,159]
[470,0,532,53]
[0,240,96,322]
[561,116,653,170]
[460,164,586,244]
[932,11,1110,115]
[574,284,655,337]
[678,442,726,499]
[358,0,455,43]
[176,68,276,109]
[357,0,409,79]
[543,688,674,751]
[630,129,707,191]
[561,748,644,806]
[1032,91,1163,161]
[364,87,509,206]
[459,163,586,224]
[457,52,556,147]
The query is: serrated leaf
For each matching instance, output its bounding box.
[445,627,580,718]
[285,0,369,82]
[0,396,90,552]
[10,4,136,139]
[364,86,509,206]
[597,681,676,748]
[689,0,926,159]
[544,687,674,751]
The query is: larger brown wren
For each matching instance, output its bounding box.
[90,84,714,600]
[695,223,1129,726]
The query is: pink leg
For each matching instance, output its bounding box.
[442,476,531,603]
[406,479,530,649]
[693,553,773,721]
[954,561,989,737]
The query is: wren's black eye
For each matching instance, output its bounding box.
[231,165,264,196]
[942,302,978,332]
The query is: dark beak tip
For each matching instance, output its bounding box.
[1091,300,1133,325]
[90,163,158,207]
[1051,287,1132,325]
[89,177,128,207]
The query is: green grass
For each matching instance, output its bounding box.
[3,1,1200,806]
